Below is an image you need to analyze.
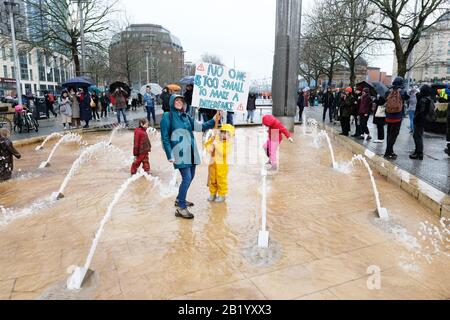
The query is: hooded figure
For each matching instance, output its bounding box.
[262,115,293,169]
[205,124,235,202]
[0,129,21,182]
[160,94,218,219]
[410,84,434,160]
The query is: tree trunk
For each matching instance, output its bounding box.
[71,40,81,77]
[349,60,356,88]
[396,53,407,78]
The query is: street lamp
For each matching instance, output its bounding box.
[4,0,22,105]
[71,0,88,75]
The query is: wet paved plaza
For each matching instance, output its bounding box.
[0,126,449,300]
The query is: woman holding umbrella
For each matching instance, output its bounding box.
[112,87,129,125]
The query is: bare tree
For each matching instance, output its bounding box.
[326,0,378,87]
[367,0,449,77]
[298,36,325,87]
[304,3,342,87]
[24,0,118,76]
[85,48,109,86]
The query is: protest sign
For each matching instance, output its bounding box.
[192,62,250,112]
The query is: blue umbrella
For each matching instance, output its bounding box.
[62,76,94,88]
[179,76,194,85]
[88,85,101,94]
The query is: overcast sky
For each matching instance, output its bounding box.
[118,0,394,80]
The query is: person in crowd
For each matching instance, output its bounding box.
[372,93,387,143]
[113,87,128,125]
[100,92,109,118]
[384,77,409,160]
[410,85,434,160]
[160,95,221,220]
[44,90,57,118]
[131,118,151,174]
[323,87,335,123]
[351,89,362,137]
[357,88,372,140]
[69,88,81,128]
[247,93,257,124]
[160,87,172,113]
[339,87,355,136]
[205,122,235,203]
[184,84,194,116]
[57,90,72,130]
[333,89,344,124]
[90,91,100,122]
[79,87,92,129]
[446,86,450,157]
[0,128,21,182]
[144,86,157,126]
[262,115,294,170]
[408,86,419,134]
[297,91,305,124]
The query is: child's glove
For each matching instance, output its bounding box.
[288,137,294,143]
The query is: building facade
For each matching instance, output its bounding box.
[0,37,75,97]
[109,24,184,89]
[393,12,450,82]
[367,67,393,86]
[0,0,75,97]
[317,57,369,88]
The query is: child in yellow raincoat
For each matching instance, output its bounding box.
[204,123,235,203]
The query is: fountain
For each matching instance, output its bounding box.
[258,166,269,248]
[52,141,132,200]
[318,130,338,169]
[35,132,63,151]
[107,124,125,145]
[39,133,86,168]
[67,171,146,290]
[351,154,389,220]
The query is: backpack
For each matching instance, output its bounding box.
[425,97,436,122]
[386,90,403,113]
[48,93,55,103]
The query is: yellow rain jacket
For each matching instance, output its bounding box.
[205,125,234,197]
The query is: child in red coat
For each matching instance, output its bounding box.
[262,115,294,169]
[131,118,151,174]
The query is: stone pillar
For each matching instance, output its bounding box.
[271,0,302,132]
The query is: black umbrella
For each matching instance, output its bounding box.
[371,82,389,97]
[356,81,377,96]
[109,81,131,97]
[62,76,94,88]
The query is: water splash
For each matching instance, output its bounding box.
[35,133,64,151]
[0,197,57,227]
[351,154,389,220]
[67,172,146,290]
[318,130,337,169]
[53,141,133,200]
[146,126,161,148]
[417,218,450,261]
[39,133,87,168]
[107,124,125,145]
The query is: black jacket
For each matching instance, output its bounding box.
[414,97,433,127]
[297,93,304,108]
[161,91,171,112]
[247,94,257,111]
[184,90,193,106]
[323,92,334,107]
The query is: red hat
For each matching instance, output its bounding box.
[345,87,353,93]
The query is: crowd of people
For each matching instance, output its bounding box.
[297,76,450,161]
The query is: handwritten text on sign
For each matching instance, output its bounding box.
[192,62,250,112]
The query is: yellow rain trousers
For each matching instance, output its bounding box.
[205,136,231,197]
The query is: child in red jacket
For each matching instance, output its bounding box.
[131,118,152,174]
[262,115,294,169]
